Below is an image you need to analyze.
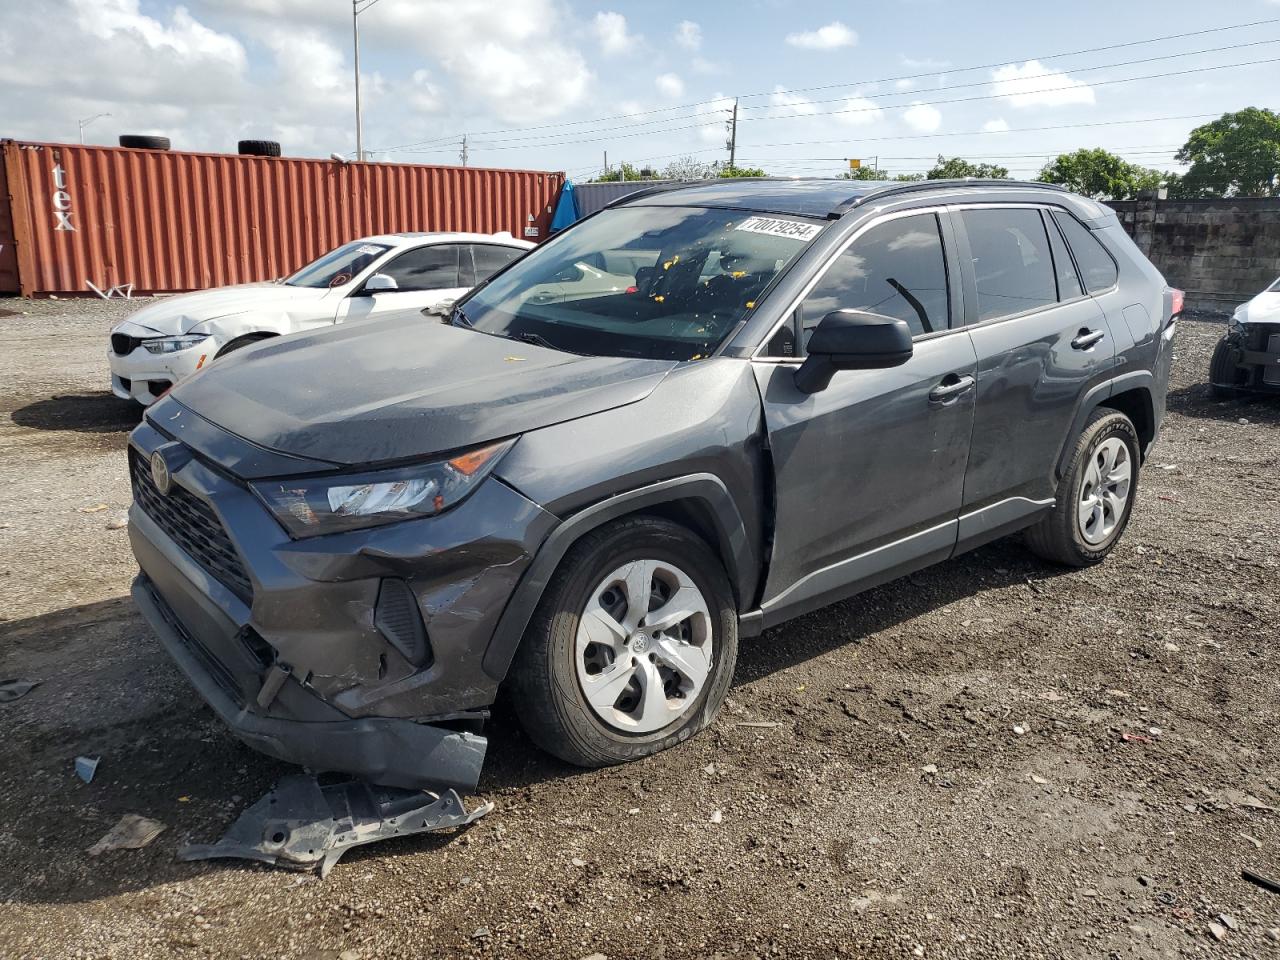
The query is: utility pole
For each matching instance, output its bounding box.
[603,150,608,174]
[78,113,111,144]
[726,97,739,170]
[459,134,469,167]
[351,0,385,161]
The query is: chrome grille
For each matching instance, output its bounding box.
[129,448,253,603]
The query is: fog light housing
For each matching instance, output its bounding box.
[375,579,431,667]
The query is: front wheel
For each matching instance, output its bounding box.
[508,517,738,767]
[1025,408,1140,567]
[1208,339,1239,399]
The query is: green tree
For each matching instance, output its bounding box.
[1174,107,1280,197]
[839,166,923,181]
[718,165,767,178]
[589,162,660,183]
[1037,148,1164,200]
[927,155,1010,180]
[662,155,719,180]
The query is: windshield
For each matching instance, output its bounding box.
[456,206,823,360]
[1269,277,1280,293]
[285,241,392,289]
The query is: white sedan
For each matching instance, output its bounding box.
[108,231,532,404]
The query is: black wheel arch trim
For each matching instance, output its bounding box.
[1055,370,1154,479]
[481,473,756,682]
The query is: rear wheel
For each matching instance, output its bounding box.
[1209,339,1239,398]
[508,517,738,767]
[1025,408,1140,567]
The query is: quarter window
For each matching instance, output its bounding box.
[797,213,950,346]
[1045,212,1084,301]
[379,244,463,291]
[1053,212,1119,292]
[961,208,1057,322]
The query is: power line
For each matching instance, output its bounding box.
[372,16,1279,153]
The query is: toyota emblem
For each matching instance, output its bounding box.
[150,450,172,495]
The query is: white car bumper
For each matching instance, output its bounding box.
[107,335,217,405]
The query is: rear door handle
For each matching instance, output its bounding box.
[929,374,976,403]
[1071,328,1106,350]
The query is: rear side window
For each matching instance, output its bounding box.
[471,244,523,282]
[1045,212,1084,301]
[961,208,1056,322]
[379,244,463,291]
[1053,212,1119,292]
[798,213,950,343]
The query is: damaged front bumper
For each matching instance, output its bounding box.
[126,417,557,791]
[1215,322,1280,393]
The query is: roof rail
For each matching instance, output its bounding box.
[827,178,1070,219]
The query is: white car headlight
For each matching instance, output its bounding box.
[143,334,209,355]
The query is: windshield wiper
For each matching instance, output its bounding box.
[514,331,563,351]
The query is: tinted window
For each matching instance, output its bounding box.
[798,213,949,344]
[961,208,1057,322]
[472,244,523,281]
[1045,212,1084,300]
[1053,212,1119,292]
[380,244,462,291]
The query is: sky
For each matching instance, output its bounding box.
[2,0,1279,181]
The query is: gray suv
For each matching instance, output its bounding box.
[127,179,1178,790]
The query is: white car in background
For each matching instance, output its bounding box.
[108,231,532,404]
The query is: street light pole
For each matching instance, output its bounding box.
[78,113,111,144]
[351,0,385,161]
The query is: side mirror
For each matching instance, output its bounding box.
[422,298,457,320]
[363,273,398,293]
[794,310,913,394]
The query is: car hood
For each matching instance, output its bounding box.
[115,283,329,336]
[1238,291,1280,325]
[165,315,677,469]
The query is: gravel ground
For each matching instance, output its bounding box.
[1,299,1278,960]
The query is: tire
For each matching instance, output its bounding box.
[214,333,272,359]
[1208,338,1239,398]
[118,135,171,150]
[238,139,282,157]
[1025,408,1141,568]
[508,516,739,767]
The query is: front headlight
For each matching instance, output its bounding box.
[251,439,515,537]
[143,334,209,354]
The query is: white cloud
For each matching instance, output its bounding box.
[407,69,443,114]
[674,20,702,51]
[982,118,1010,133]
[895,79,914,91]
[991,60,1095,108]
[903,101,943,133]
[696,93,735,144]
[656,72,684,98]
[591,11,634,54]
[832,95,884,127]
[785,21,858,51]
[769,86,819,116]
[73,0,247,69]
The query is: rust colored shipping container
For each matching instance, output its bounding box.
[0,140,564,297]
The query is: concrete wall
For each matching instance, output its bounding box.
[1108,197,1280,314]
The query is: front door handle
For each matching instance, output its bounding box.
[1071,328,1106,350]
[929,373,976,403]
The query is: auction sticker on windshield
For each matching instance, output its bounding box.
[734,216,822,242]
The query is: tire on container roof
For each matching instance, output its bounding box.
[118,135,171,150]
[238,140,282,157]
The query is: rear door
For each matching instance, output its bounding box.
[954,205,1117,548]
[752,209,978,624]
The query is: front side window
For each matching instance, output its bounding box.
[379,244,463,291]
[961,208,1057,322]
[285,241,392,289]
[1053,212,1119,292]
[798,213,950,348]
[458,206,822,361]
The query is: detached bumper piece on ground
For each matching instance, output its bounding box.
[179,775,493,878]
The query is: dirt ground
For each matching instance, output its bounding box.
[0,299,1278,960]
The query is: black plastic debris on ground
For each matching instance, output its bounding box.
[0,679,40,703]
[178,775,493,877]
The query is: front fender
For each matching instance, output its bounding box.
[480,473,755,683]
